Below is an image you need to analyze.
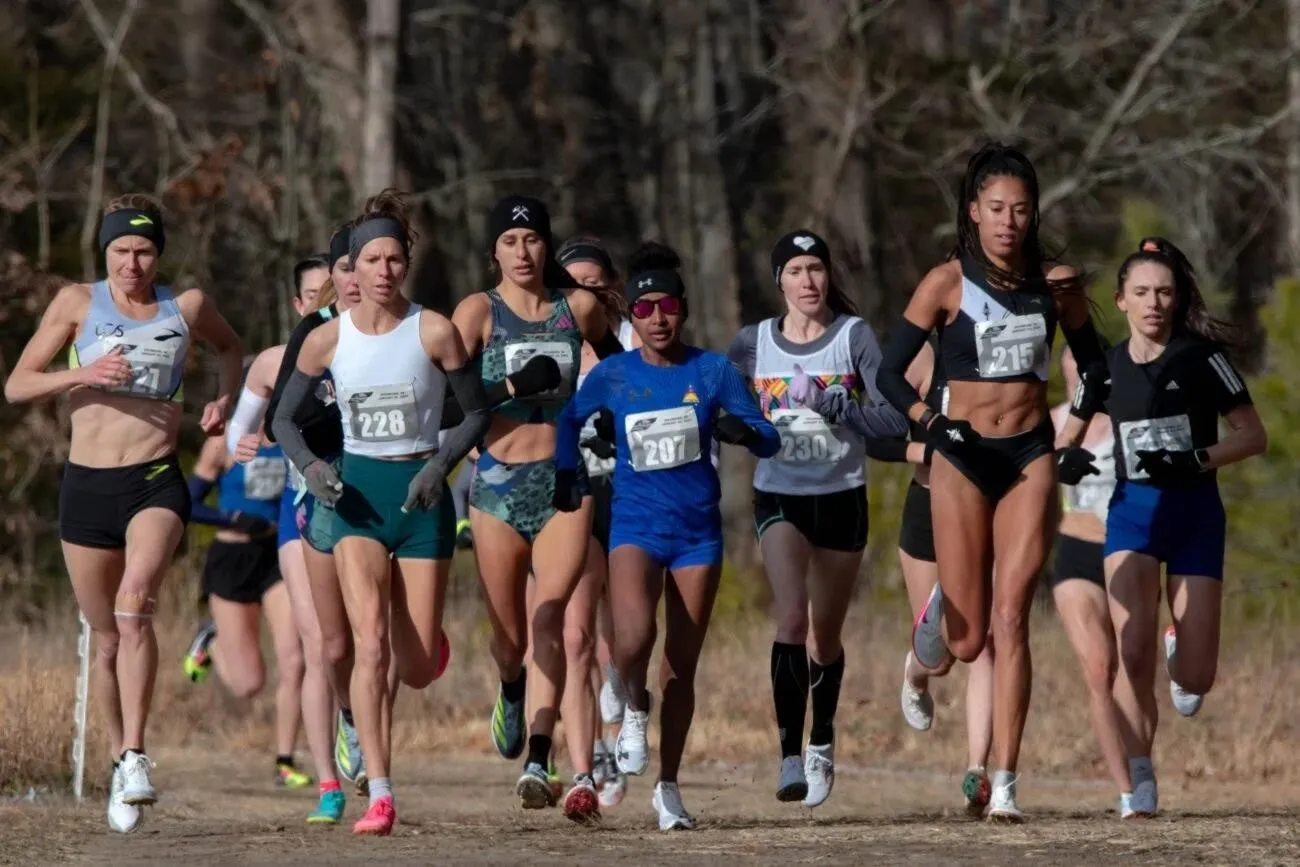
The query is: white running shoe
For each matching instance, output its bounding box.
[803,743,834,808]
[616,702,651,776]
[600,679,625,725]
[107,764,142,833]
[900,651,934,731]
[1164,626,1203,717]
[1131,777,1158,816]
[119,751,157,806]
[652,782,695,831]
[912,584,947,671]
[775,755,807,802]
[987,774,1023,824]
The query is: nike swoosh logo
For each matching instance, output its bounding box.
[144,464,170,481]
[154,329,184,342]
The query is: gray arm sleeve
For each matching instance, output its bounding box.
[821,320,910,439]
[270,369,329,474]
[430,364,492,472]
[726,325,758,380]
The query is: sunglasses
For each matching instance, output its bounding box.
[630,296,682,319]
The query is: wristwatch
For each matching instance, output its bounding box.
[1194,448,1211,469]
[918,408,936,429]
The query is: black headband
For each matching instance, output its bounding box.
[771,230,831,283]
[626,269,685,304]
[488,195,552,251]
[329,226,353,268]
[557,242,615,275]
[349,217,408,268]
[99,208,165,257]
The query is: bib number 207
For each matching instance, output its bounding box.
[641,435,687,468]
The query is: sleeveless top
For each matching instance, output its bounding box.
[70,281,189,402]
[330,305,445,458]
[938,255,1055,384]
[576,320,638,480]
[480,289,583,423]
[218,442,286,523]
[751,315,867,496]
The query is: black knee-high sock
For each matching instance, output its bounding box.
[808,652,845,747]
[770,642,809,759]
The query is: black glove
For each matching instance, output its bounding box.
[508,354,562,398]
[552,468,583,513]
[581,436,616,460]
[1057,446,1100,485]
[1069,360,1111,421]
[593,408,615,443]
[230,512,274,538]
[402,457,449,512]
[924,414,982,455]
[302,460,344,507]
[714,413,754,446]
[1135,448,1201,483]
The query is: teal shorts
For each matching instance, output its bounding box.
[331,452,456,560]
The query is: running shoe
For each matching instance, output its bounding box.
[455,518,473,550]
[1164,626,1204,717]
[276,761,313,789]
[776,755,807,802]
[900,651,935,731]
[547,756,563,802]
[334,709,367,794]
[307,787,346,824]
[353,796,395,836]
[107,764,142,833]
[516,760,557,809]
[1130,777,1158,817]
[986,774,1023,824]
[615,699,651,776]
[600,677,625,725]
[490,669,527,760]
[119,750,157,806]
[803,743,834,808]
[182,620,216,683]
[912,583,947,671]
[652,782,695,831]
[962,767,991,817]
[593,738,627,807]
[563,773,600,824]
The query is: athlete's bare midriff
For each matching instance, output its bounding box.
[1059,508,1104,545]
[66,391,182,467]
[945,379,1048,438]
[482,415,558,465]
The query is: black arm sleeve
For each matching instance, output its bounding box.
[263,310,326,442]
[863,436,910,463]
[271,369,327,474]
[432,365,493,471]
[1061,316,1106,371]
[876,318,931,417]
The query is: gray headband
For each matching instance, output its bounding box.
[349,217,409,268]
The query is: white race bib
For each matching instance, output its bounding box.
[974,314,1048,379]
[771,408,847,464]
[504,340,575,398]
[1119,415,1193,479]
[625,406,702,472]
[583,447,616,478]
[341,383,418,443]
[100,337,177,399]
[244,456,287,501]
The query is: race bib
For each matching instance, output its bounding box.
[101,337,175,399]
[504,340,575,398]
[1064,448,1115,521]
[244,456,287,501]
[1119,415,1193,479]
[974,314,1048,379]
[770,408,847,464]
[583,446,616,478]
[341,383,418,443]
[625,406,701,472]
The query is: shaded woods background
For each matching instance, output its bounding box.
[3,0,1300,618]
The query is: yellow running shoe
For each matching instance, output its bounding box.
[276,762,314,789]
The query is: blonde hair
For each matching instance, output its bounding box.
[105,193,164,219]
[309,277,337,313]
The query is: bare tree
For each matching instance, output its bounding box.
[362,0,401,195]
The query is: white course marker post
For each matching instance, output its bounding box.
[72,612,91,803]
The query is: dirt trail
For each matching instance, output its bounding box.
[3,749,1298,865]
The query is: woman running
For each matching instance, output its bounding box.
[875,143,1108,821]
[3,195,243,833]
[272,190,527,835]
[203,250,354,823]
[186,420,312,789]
[557,235,637,810]
[450,195,625,816]
[727,229,907,807]
[885,336,996,815]
[1059,237,1266,818]
[555,242,781,830]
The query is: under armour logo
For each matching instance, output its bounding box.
[638,278,652,288]
[511,205,530,222]
[793,236,816,251]
[947,429,964,443]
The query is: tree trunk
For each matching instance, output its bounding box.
[362,0,400,196]
[179,0,216,139]
[1287,0,1300,275]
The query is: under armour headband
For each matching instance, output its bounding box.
[771,229,831,283]
[99,208,165,257]
[349,217,409,268]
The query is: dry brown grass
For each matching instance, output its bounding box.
[3,551,1298,797]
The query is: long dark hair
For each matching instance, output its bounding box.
[951,142,1084,302]
[1117,237,1236,348]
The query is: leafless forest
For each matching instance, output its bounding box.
[2,0,1298,603]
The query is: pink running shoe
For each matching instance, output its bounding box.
[353,796,396,836]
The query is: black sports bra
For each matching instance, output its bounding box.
[937,255,1056,384]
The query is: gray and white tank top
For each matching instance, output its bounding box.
[70,281,190,402]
